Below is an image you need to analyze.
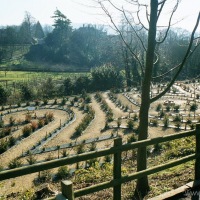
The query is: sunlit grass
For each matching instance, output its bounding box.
[0,70,89,82]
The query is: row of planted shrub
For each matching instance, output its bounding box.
[0,112,54,154]
[95,92,113,122]
[0,94,92,114]
[108,92,133,112]
[0,112,54,139]
[0,136,15,154]
[0,97,68,112]
[75,106,95,136]
[3,133,137,172]
[22,112,54,138]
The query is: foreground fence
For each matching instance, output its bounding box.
[1,124,200,200]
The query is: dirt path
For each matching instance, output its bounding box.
[102,92,128,119]
[117,93,139,112]
[43,107,85,148]
[75,95,107,142]
[149,126,177,138]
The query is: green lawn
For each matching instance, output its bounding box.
[0,70,88,82]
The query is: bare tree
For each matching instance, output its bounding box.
[97,0,200,197]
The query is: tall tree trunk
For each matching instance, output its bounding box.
[131,56,141,87]
[135,0,158,197]
[123,47,132,87]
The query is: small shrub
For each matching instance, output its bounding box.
[173,114,181,122]
[2,127,11,136]
[61,149,68,157]
[75,125,83,136]
[61,98,66,106]
[89,142,97,151]
[190,123,196,130]
[26,151,37,165]
[104,155,112,162]
[25,113,32,123]
[0,120,4,128]
[76,144,85,154]
[45,154,53,161]
[45,112,54,122]
[85,96,91,104]
[159,109,165,118]
[9,116,15,126]
[133,113,138,121]
[70,99,74,106]
[22,125,32,137]
[38,170,52,182]
[125,105,129,112]
[104,121,109,130]
[127,134,137,143]
[53,99,57,105]
[163,115,169,128]
[74,96,79,102]
[166,105,171,112]
[19,188,36,200]
[117,118,122,128]
[156,103,162,111]
[127,119,134,130]
[175,122,181,129]
[57,166,69,179]
[9,136,15,146]
[31,121,38,131]
[186,118,192,124]
[153,143,162,152]
[43,99,48,105]
[8,158,22,169]
[174,105,180,112]
[150,118,158,127]
[35,100,40,106]
[107,114,113,122]
[86,158,98,167]
[190,103,198,112]
[0,139,9,153]
[38,119,45,128]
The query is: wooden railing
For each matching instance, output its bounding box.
[1,124,200,200]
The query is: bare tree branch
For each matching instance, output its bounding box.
[150,12,200,103]
[157,0,167,19]
[98,0,145,73]
[153,51,159,65]
[137,9,149,31]
[122,8,147,51]
[156,0,179,44]
[107,0,123,12]
[145,4,150,24]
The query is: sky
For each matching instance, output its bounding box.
[0,0,199,32]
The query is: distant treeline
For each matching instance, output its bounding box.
[0,9,200,85]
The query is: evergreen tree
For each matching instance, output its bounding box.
[34,21,44,39]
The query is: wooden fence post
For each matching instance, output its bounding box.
[61,180,74,200]
[113,137,122,200]
[195,123,200,180]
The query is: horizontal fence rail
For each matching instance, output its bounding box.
[0,124,200,200]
